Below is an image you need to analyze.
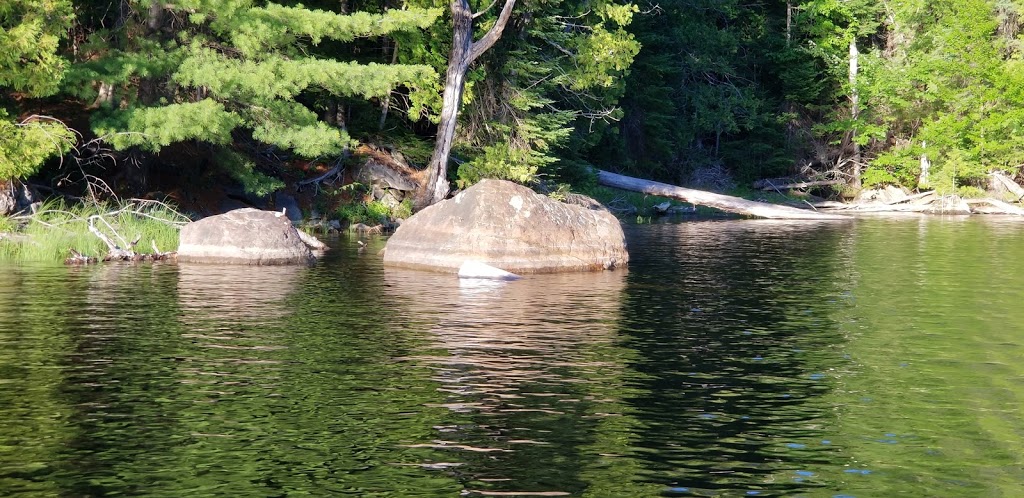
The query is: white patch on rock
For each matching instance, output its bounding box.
[509,195,524,211]
[458,260,521,280]
[455,192,465,203]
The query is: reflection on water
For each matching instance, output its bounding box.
[617,221,854,496]
[2,219,1024,496]
[177,263,303,323]
[384,268,648,495]
[823,217,1024,497]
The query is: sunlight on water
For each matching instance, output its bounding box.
[2,219,1024,496]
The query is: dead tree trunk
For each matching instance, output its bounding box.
[418,0,517,209]
[848,38,862,189]
[597,170,848,220]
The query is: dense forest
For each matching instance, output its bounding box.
[4,0,1024,214]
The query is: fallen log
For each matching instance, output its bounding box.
[964,198,1024,215]
[827,203,932,213]
[596,170,847,220]
[989,172,1024,200]
[810,201,850,209]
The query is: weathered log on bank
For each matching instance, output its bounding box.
[63,215,180,264]
[596,170,848,220]
[965,198,1024,215]
[64,245,177,265]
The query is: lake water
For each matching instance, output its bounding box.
[2,217,1023,497]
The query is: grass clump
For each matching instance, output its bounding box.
[335,198,412,225]
[0,199,189,263]
[0,216,16,233]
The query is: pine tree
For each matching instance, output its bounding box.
[0,0,76,180]
[65,0,441,192]
[459,0,639,188]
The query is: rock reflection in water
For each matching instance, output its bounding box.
[387,268,628,412]
[385,268,657,495]
[174,264,299,418]
[177,263,303,325]
[5,218,1024,497]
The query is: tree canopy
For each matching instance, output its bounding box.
[4,0,1024,202]
[0,0,76,180]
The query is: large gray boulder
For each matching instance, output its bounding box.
[178,208,315,264]
[383,179,628,273]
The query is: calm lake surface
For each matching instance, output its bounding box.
[2,217,1024,497]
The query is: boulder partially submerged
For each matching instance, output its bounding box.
[178,208,322,264]
[383,179,628,273]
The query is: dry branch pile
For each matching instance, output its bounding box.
[60,199,189,265]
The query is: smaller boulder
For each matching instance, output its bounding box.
[0,180,39,216]
[178,208,317,265]
[856,185,909,204]
[274,192,303,223]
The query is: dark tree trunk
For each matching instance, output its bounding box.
[417,0,517,209]
[378,41,400,130]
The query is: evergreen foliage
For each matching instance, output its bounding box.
[601,0,1024,193]
[0,0,76,180]
[402,0,639,188]
[10,0,1024,202]
[68,0,441,192]
[0,0,74,97]
[605,0,788,184]
[0,113,76,179]
[860,0,1024,192]
[213,147,285,197]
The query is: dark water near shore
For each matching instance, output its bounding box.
[2,217,1024,497]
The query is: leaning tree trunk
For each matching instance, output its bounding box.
[421,2,472,208]
[418,0,517,209]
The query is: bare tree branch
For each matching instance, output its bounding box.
[472,0,498,19]
[467,0,516,64]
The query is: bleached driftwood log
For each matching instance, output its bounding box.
[596,170,848,220]
[964,198,1024,215]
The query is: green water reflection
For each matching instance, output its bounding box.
[823,218,1024,496]
[1,219,1023,497]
